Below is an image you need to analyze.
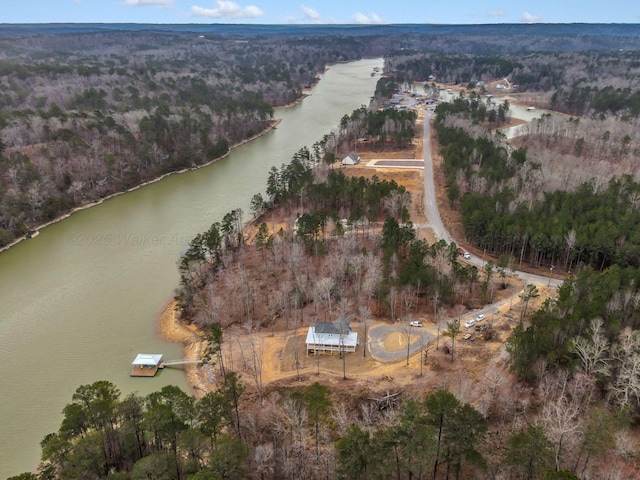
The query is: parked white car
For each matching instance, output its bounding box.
[463,252,471,259]
[410,321,423,327]
[464,319,476,328]
[476,314,486,322]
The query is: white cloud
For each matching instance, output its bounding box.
[123,0,173,6]
[486,10,506,18]
[190,1,264,19]
[301,4,321,21]
[521,11,543,23]
[352,12,384,24]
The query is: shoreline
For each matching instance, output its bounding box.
[157,60,372,395]
[0,59,376,255]
[275,92,310,109]
[158,300,209,397]
[156,77,328,394]
[0,118,282,255]
[272,65,328,110]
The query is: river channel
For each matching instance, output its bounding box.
[0,57,383,478]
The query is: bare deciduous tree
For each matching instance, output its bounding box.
[571,318,611,377]
[252,443,275,480]
[540,394,583,472]
[314,277,335,320]
[247,331,264,403]
[610,328,640,410]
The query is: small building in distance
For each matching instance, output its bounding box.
[342,152,361,165]
[130,353,164,377]
[306,318,358,355]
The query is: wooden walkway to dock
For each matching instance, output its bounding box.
[161,359,203,367]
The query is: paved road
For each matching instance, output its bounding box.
[367,107,561,363]
[422,112,453,244]
[421,111,562,288]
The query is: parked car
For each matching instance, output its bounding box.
[463,252,471,259]
[464,319,476,328]
[409,321,423,327]
[476,314,486,322]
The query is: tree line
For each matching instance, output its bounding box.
[503,266,640,477]
[387,53,520,86]
[16,376,608,480]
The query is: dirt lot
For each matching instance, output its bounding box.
[160,277,554,401]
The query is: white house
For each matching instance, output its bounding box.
[342,152,361,165]
[306,318,358,355]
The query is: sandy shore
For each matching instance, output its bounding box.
[158,300,209,397]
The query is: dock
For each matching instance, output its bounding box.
[130,353,202,377]
[130,353,164,377]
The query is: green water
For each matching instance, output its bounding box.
[0,58,383,478]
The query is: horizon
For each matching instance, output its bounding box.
[3,21,640,26]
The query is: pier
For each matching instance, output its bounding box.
[130,353,202,377]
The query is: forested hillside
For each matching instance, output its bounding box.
[4,25,640,247]
[16,380,495,480]
[0,32,374,246]
[433,96,640,272]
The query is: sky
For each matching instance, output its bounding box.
[3,0,640,25]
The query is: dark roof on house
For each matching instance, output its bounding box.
[314,318,351,334]
[315,322,338,334]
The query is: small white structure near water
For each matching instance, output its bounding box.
[131,353,164,377]
[342,152,361,165]
[306,318,358,355]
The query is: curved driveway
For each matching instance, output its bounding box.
[368,324,434,362]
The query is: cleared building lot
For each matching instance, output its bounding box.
[365,159,424,169]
